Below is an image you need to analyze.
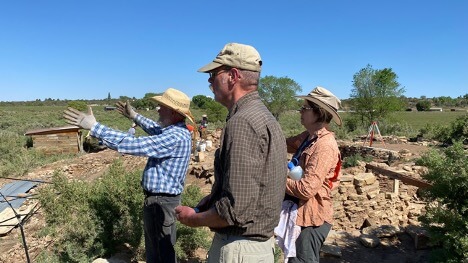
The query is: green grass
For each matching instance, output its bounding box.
[387,111,466,131]
[278,110,467,139]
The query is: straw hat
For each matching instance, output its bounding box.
[151,88,195,123]
[297,86,342,126]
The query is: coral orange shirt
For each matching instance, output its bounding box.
[285,127,341,227]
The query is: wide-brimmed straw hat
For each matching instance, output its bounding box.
[297,86,342,126]
[198,43,262,73]
[151,88,195,123]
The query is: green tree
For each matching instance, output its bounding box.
[191,95,227,123]
[119,95,133,101]
[258,75,302,120]
[132,92,160,110]
[416,100,431,111]
[433,96,455,107]
[416,141,468,262]
[192,95,213,109]
[204,100,228,122]
[350,65,405,125]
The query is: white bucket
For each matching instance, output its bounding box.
[198,142,206,152]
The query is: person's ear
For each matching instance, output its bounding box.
[231,68,241,81]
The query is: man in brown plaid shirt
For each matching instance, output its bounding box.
[176,43,287,262]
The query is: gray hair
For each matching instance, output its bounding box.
[239,69,260,89]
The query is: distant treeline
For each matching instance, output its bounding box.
[341,94,468,111]
[1,94,467,109]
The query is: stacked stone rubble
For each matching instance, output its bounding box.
[333,170,425,231]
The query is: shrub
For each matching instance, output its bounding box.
[343,114,361,132]
[38,161,144,262]
[278,110,304,138]
[416,100,431,111]
[67,101,88,111]
[416,141,468,262]
[175,185,211,261]
[38,165,211,262]
[418,123,445,140]
[434,114,468,145]
[379,121,415,137]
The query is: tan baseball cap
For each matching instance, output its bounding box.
[198,43,262,73]
[297,86,342,126]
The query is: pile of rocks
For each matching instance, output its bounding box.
[332,169,426,232]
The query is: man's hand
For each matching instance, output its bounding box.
[116,100,137,120]
[175,206,199,227]
[176,205,230,228]
[63,106,97,130]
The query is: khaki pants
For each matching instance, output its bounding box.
[207,233,275,263]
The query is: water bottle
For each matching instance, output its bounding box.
[288,159,303,180]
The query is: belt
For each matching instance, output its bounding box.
[143,190,179,198]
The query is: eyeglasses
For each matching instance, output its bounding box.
[209,68,230,79]
[299,105,314,112]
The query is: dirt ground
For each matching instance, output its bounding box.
[0,141,433,263]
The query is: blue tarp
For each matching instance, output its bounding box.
[0,181,41,213]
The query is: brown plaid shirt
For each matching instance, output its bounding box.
[208,91,287,241]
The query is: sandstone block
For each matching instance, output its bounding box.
[354,173,376,186]
[360,234,380,248]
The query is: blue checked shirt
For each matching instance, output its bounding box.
[90,114,192,195]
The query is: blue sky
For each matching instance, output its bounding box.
[1,1,466,102]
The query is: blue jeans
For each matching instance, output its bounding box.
[143,194,180,263]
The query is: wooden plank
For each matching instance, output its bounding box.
[366,163,432,189]
[35,141,77,147]
[31,131,81,154]
[25,126,80,135]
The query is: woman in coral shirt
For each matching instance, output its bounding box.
[286,86,342,263]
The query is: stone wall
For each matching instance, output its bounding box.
[332,157,427,232]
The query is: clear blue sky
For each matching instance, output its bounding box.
[1,1,467,102]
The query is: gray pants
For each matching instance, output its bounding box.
[143,194,180,263]
[207,233,275,263]
[288,222,332,263]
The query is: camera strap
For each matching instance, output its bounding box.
[291,135,318,163]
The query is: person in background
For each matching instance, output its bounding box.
[63,88,194,263]
[198,114,208,139]
[175,43,287,262]
[127,122,137,136]
[284,86,342,263]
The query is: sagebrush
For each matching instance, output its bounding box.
[416,141,468,262]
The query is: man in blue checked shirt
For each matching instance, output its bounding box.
[64,88,194,263]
